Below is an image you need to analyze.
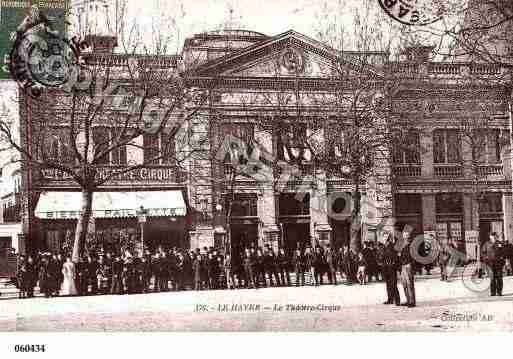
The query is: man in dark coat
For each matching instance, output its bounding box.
[362,242,377,282]
[276,248,290,286]
[183,252,194,290]
[304,247,316,285]
[208,252,221,289]
[38,256,52,298]
[160,252,171,292]
[193,254,202,290]
[313,247,326,286]
[16,256,27,298]
[254,249,266,288]
[76,257,88,296]
[87,255,99,295]
[243,249,256,289]
[110,255,124,295]
[141,252,152,293]
[49,254,61,296]
[263,247,281,287]
[382,234,401,305]
[482,232,506,296]
[25,256,37,298]
[398,232,416,307]
[325,245,338,285]
[152,253,162,292]
[292,248,305,286]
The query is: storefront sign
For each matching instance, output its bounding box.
[41,207,184,219]
[41,166,185,182]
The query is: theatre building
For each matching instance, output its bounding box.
[18,29,513,257]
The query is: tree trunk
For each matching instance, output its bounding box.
[350,184,362,253]
[72,189,93,263]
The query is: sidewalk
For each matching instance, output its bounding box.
[1,274,511,331]
[0,265,490,300]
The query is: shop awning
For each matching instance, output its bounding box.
[35,191,187,219]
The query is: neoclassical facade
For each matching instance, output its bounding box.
[19,29,513,258]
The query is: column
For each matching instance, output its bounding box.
[310,172,331,247]
[463,193,479,258]
[259,185,279,250]
[503,192,513,243]
[420,129,433,177]
[463,193,479,232]
[421,193,436,232]
[461,137,473,178]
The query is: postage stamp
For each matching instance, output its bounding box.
[377,0,444,25]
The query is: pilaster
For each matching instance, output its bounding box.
[421,193,436,232]
[310,172,331,247]
[420,129,433,177]
[258,185,279,249]
[503,192,513,243]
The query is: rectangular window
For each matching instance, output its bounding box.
[395,194,422,215]
[161,130,176,164]
[473,129,501,164]
[393,132,420,164]
[111,141,127,166]
[143,134,159,164]
[93,127,110,165]
[433,129,461,164]
[479,193,503,213]
[229,194,258,217]
[277,123,308,162]
[435,193,463,214]
[44,129,75,165]
[220,123,254,145]
[279,193,310,216]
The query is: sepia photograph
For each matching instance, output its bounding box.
[0,0,512,345]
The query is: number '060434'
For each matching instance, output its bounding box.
[14,344,46,352]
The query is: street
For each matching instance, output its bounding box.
[1,275,512,331]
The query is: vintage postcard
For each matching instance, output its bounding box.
[0,0,512,343]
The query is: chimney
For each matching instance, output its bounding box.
[84,35,118,54]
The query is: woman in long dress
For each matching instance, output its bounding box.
[61,257,78,296]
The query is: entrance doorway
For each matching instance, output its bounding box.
[331,220,350,250]
[145,218,186,252]
[282,222,310,255]
[230,223,258,259]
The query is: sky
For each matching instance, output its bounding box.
[135,0,345,36]
[125,0,373,50]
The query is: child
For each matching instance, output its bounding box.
[357,252,367,285]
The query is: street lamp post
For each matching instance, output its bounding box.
[137,205,147,256]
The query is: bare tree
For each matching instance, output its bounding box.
[0,1,208,261]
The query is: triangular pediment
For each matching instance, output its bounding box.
[191,30,380,79]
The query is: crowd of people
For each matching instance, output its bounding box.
[13,242,391,298]
[11,232,513,301]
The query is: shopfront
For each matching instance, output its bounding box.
[435,193,464,250]
[327,192,351,250]
[34,190,188,254]
[227,193,259,258]
[394,194,423,237]
[478,192,504,243]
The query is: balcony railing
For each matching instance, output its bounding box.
[393,165,421,177]
[470,64,501,76]
[477,164,503,177]
[434,164,463,178]
[428,63,461,76]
